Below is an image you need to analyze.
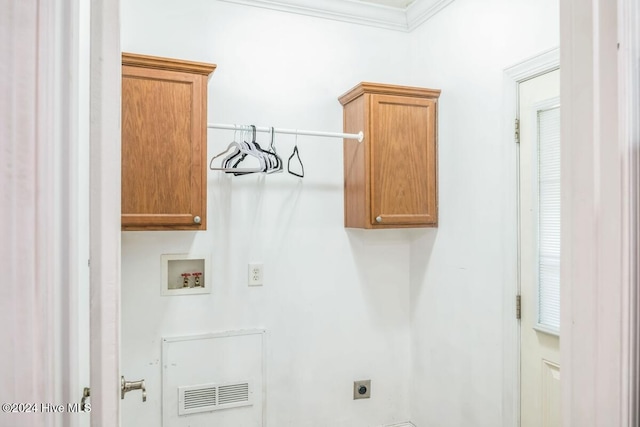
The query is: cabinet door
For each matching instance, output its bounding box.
[369,94,437,226]
[121,65,206,229]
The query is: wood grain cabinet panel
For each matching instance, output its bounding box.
[339,83,440,229]
[121,53,216,230]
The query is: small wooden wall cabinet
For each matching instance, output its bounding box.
[339,82,440,229]
[121,53,216,230]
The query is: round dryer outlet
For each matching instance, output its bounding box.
[353,380,371,399]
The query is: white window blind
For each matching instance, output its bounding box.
[537,106,561,333]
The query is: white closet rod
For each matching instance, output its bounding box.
[208,123,364,142]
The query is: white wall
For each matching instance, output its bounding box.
[407,0,559,426]
[120,2,414,426]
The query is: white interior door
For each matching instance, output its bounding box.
[519,69,561,427]
[2,2,93,425]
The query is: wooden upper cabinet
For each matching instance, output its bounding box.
[121,53,216,230]
[339,83,440,229]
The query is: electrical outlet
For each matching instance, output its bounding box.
[248,263,263,286]
[353,380,371,399]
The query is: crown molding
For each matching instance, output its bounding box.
[339,81,441,105]
[217,0,456,32]
[406,0,455,31]
[217,0,408,31]
[122,52,217,75]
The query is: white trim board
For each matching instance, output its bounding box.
[89,0,122,424]
[216,0,455,32]
[406,0,454,31]
[618,0,640,422]
[503,47,561,84]
[560,0,639,424]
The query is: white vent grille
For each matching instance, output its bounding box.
[218,383,250,405]
[184,386,216,411]
[178,381,252,416]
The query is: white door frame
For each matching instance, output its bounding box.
[560,0,639,425]
[89,0,121,425]
[501,47,560,427]
[618,0,640,423]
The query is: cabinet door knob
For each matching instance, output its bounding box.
[193,216,201,224]
[375,216,382,223]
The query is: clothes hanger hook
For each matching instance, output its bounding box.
[288,130,304,178]
[269,127,275,152]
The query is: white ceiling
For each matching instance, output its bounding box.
[218,0,454,31]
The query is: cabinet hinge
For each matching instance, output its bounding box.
[514,118,520,144]
[516,295,521,320]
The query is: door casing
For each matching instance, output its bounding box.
[501,47,560,427]
[89,0,122,424]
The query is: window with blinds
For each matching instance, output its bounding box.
[537,106,561,334]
